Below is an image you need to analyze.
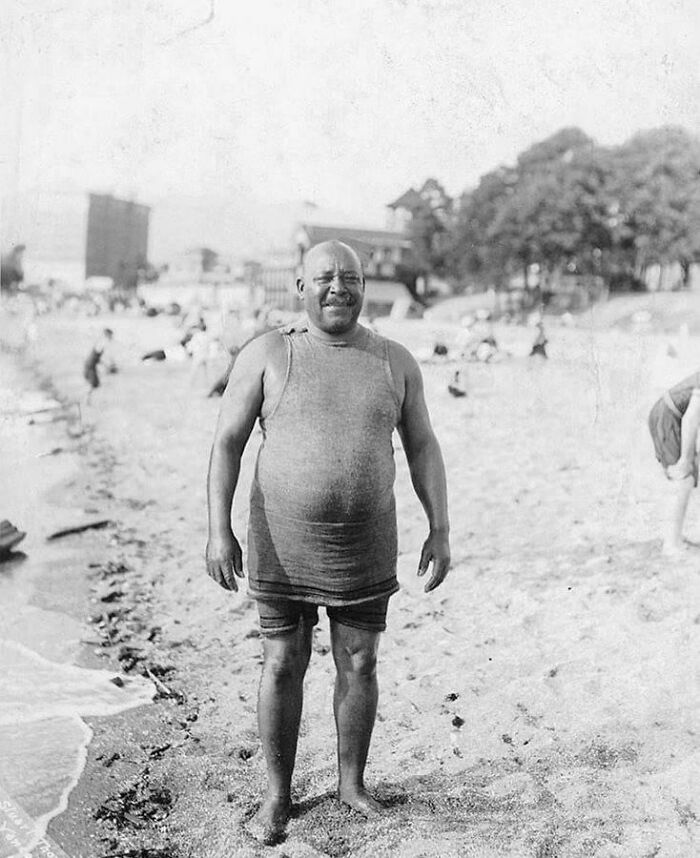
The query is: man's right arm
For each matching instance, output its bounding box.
[206,334,269,590]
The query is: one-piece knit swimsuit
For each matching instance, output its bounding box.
[247,323,402,606]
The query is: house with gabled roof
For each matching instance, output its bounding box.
[386,187,426,231]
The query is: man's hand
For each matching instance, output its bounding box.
[206,530,245,591]
[417,529,451,592]
[667,459,694,481]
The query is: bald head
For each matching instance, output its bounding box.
[297,240,365,338]
[303,240,364,279]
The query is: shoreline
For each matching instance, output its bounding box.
[0,346,156,858]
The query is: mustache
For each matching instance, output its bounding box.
[322,297,355,306]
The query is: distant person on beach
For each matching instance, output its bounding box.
[648,371,700,555]
[187,323,213,388]
[448,370,467,398]
[83,328,114,404]
[0,244,25,293]
[141,345,189,363]
[529,320,548,358]
[206,240,450,844]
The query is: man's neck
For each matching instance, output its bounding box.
[305,318,363,344]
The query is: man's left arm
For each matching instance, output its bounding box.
[393,344,451,592]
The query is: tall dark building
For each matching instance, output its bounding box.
[85,193,150,289]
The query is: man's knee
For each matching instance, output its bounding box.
[346,646,377,677]
[332,627,380,677]
[262,637,310,682]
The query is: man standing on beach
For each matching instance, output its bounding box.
[206,240,450,843]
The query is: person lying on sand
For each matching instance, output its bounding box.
[206,240,451,845]
[648,371,700,555]
[141,345,188,362]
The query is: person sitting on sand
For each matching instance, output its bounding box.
[206,240,451,845]
[448,370,467,398]
[83,328,114,404]
[648,370,700,555]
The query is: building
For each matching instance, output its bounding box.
[85,193,150,288]
[385,188,426,231]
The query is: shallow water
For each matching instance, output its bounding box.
[0,367,154,857]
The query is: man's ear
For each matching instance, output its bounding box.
[296,277,304,297]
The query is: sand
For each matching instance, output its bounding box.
[2,303,699,858]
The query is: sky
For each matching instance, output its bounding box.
[3,0,700,260]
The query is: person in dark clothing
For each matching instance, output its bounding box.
[83,328,114,403]
[529,321,548,358]
[0,245,25,293]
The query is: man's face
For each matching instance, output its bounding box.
[298,245,364,335]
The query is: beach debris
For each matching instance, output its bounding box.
[47,518,112,540]
[101,846,175,858]
[99,752,122,768]
[0,520,26,558]
[144,667,180,701]
[94,779,172,830]
[141,742,172,760]
[110,676,125,688]
[100,588,125,603]
[229,745,256,762]
[117,645,146,672]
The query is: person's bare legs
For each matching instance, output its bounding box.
[251,618,313,842]
[330,621,384,816]
[663,474,694,555]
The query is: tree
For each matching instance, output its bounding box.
[608,127,700,285]
[452,129,608,288]
[406,178,454,286]
[450,125,700,293]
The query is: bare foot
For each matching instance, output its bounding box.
[246,795,291,845]
[338,786,384,817]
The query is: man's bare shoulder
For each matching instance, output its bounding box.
[385,337,421,382]
[237,328,287,368]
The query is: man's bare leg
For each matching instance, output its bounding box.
[251,619,312,842]
[663,474,694,555]
[330,621,384,816]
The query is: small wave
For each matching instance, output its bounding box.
[0,640,154,856]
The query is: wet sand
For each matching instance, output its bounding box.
[3,306,700,857]
[0,355,154,858]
